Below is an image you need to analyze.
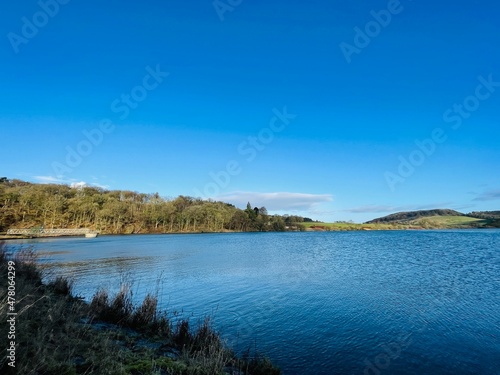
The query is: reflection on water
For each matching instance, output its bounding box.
[6,231,500,375]
[46,256,157,279]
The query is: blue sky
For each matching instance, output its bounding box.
[1,0,499,222]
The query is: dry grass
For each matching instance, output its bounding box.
[0,242,280,375]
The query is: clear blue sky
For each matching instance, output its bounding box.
[1,0,499,222]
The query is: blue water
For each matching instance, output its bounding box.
[7,230,500,374]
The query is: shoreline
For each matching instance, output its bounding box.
[2,226,497,241]
[0,244,280,374]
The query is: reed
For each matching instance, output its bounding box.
[0,242,280,374]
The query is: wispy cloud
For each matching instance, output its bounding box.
[473,189,500,202]
[413,202,454,210]
[33,176,109,190]
[343,205,404,214]
[450,204,475,211]
[344,202,454,214]
[34,175,73,184]
[90,182,110,189]
[216,191,333,211]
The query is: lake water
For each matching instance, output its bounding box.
[6,231,500,374]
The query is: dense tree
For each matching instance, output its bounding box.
[0,179,305,234]
[270,216,286,231]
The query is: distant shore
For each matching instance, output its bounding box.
[2,224,497,241]
[2,179,498,236]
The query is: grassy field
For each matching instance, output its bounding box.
[410,215,486,228]
[301,216,489,231]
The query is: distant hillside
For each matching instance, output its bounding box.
[366,209,500,229]
[467,211,500,220]
[466,211,500,228]
[366,209,465,224]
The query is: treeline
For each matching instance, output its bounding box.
[0,178,308,234]
[467,211,500,220]
[467,211,500,228]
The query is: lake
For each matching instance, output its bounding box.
[6,230,500,374]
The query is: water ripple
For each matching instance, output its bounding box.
[7,230,500,375]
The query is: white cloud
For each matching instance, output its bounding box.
[33,175,68,184]
[216,191,333,211]
[71,181,87,189]
[34,175,87,188]
[33,176,109,190]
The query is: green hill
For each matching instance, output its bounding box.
[408,215,486,229]
[366,209,499,229]
[366,209,465,224]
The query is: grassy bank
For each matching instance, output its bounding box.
[0,243,280,375]
[301,222,412,231]
[302,216,495,231]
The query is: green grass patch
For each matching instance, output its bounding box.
[411,216,486,228]
[300,222,406,231]
[301,216,492,230]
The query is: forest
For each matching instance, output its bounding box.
[0,178,308,234]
